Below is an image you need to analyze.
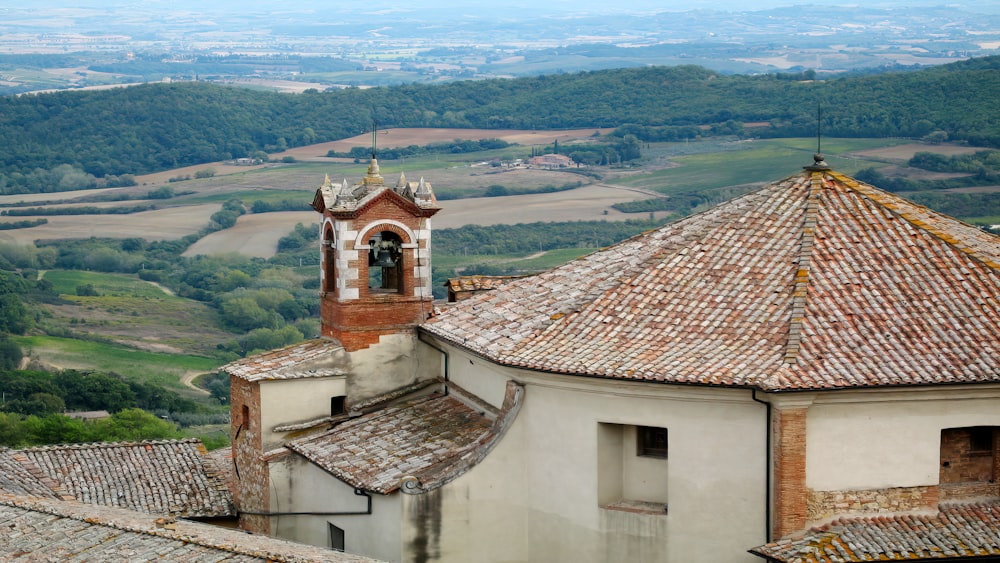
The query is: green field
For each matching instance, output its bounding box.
[39,269,235,358]
[43,270,172,298]
[619,137,906,194]
[12,335,221,392]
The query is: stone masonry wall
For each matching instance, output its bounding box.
[807,485,939,522]
[230,376,269,534]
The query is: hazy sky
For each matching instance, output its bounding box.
[8,0,1000,12]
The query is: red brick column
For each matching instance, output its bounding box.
[773,407,807,539]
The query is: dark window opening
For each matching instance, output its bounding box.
[637,426,669,459]
[331,396,346,416]
[242,404,250,426]
[970,427,995,453]
[323,228,336,294]
[328,523,345,552]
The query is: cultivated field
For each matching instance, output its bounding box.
[0,132,988,258]
[270,127,614,161]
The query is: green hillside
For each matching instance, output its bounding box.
[1,57,999,194]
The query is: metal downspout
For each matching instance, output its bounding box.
[751,389,772,543]
[239,488,373,516]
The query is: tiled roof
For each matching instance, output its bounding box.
[422,168,1000,391]
[287,382,523,494]
[446,275,524,293]
[207,446,236,499]
[749,501,1000,562]
[0,495,378,562]
[224,338,348,382]
[19,439,234,518]
[0,449,62,499]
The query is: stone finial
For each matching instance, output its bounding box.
[804,153,830,171]
[415,177,435,203]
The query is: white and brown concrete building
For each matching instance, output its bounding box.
[225,155,1000,562]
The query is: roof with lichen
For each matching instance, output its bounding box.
[749,501,1000,561]
[422,166,1000,392]
[18,439,234,518]
[0,448,63,499]
[224,339,349,382]
[0,495,377,562]
[286,382,523,494]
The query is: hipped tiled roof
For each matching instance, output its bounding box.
[422,168,1000,391]
[19,439,234,518]
[750,501,1000,562]
[0,495,377,562]
[224,339,348,382]
[288,382,523,494]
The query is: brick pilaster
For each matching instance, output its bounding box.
[773,407,807,539]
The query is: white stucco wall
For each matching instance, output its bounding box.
[270,455,403,561]
[259,376,346,450]
[804,387,1000,491]
[348,333,440,401]
[430,342,768,563]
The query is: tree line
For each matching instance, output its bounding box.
[2,56,1000,194]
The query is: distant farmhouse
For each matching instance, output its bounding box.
[223,152,1000,562]
[528,153,575,168]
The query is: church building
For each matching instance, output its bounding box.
[224,153,1000,562]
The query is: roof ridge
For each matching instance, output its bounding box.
[783,171,823,365]
[21,438,200,452]
[829,169,1000,270]
[0,495,358,562]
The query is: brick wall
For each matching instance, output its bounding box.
[807,485,938,521]
[230,376,270,534]
[939,427,1000,501]
[319,194,435,352]
[773,407,807,539]
[321,295,431,351]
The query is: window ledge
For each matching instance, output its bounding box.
[602,499,668,515]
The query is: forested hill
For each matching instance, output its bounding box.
[2,56,999,194]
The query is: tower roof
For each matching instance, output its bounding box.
[422,168,1000,392]
[311,158,439,214]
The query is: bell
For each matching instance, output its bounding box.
[374,248,397,268]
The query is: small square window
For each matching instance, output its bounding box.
[331,396,346,416]
[637,426,668,459]
[970,427,994,453]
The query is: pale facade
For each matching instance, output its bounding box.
[226,158,1000,562]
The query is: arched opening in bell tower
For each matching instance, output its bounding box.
[322,223,336,294]
[367,230,403,293]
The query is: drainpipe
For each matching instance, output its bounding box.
[751,390,772,543]
[418,331,450,397]
[239,488,372,516]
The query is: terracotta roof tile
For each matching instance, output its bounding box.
[0,495,378,562]
[288,382,523,494]
[224,339,348,382]
[750,501,1000,561]
[0,449,62,499]
[422,169,1000,391]
[19,439,234,518]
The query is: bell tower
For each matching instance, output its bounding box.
[311,152,440,352]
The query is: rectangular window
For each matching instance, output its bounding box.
[970,427,994,453]
[637,426,669,459]
[328,523,345,552]
[331,396,346,416]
